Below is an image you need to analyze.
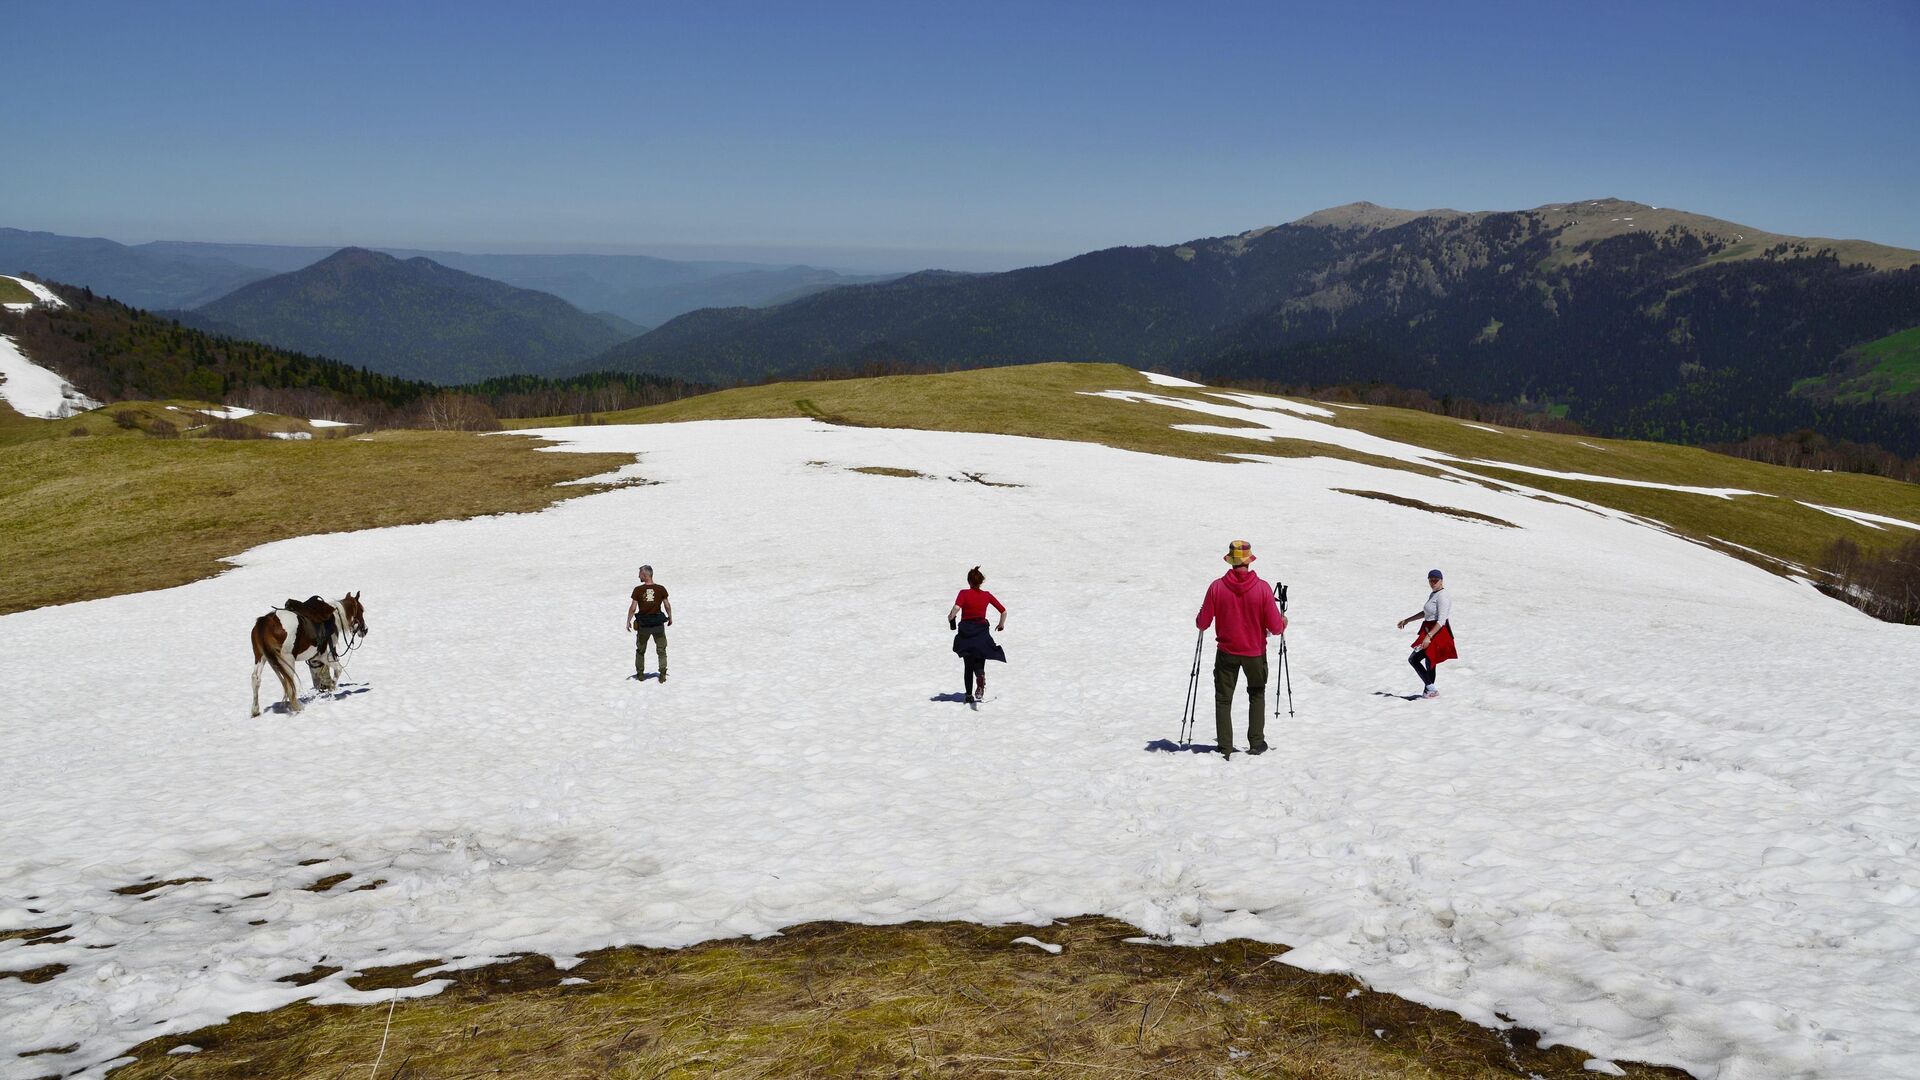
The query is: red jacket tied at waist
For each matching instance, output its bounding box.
[1196,568,1288,657]
[1412,620,1457,664]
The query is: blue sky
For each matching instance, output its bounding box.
[3,0,1916,271]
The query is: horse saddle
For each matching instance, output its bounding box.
[284,595,336,655]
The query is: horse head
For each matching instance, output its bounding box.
[339,591,369,640]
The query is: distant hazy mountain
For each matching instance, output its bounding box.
[593,199,1920,452]
[142,240,893,326]
[0,228,272,310]
[0,279,433,408]
[193,248,627,381]
[592,311,650,338]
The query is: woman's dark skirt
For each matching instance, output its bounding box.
[952,619,1007,663]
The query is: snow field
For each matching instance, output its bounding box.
[1,416,1917,1079]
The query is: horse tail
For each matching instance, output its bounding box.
[251,610,302,716]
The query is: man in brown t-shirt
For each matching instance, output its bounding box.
[625,565,673,682]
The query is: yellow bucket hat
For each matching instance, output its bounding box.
[1224,539,1256,566]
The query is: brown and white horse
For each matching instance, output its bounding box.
[250,592,369,716]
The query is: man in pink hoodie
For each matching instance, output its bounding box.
[1195,539,1289,759]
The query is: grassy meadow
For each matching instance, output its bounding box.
[0,400,629,615]
[1794,325,1920,405]
[0,276,38,305]
[106,917,1689,1080]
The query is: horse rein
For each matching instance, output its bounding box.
[329,618,366,678]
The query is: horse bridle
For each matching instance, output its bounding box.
[326,611,367,674]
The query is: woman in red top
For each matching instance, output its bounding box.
[947,566,1007,706]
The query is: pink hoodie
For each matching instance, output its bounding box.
[1196,568,1289,657]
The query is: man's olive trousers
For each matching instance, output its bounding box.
[1213,650,1267,754]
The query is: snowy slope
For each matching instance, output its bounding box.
[0,276,98,418]
[0,333,99,419]
[0,275,65,312]
[3,410,1918,1079]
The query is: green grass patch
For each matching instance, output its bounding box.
[107,916,1690,1080]
[0,411,630,614]
[1459,465,1883,569]
[1702,239,1761,265]
[0,276,36,305]
[1794,325,1920,405]
[1316,403,1917,570]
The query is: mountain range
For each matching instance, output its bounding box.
[0,229,893,328]
[0,228,265,310]
[595,199,1920,452]
[0,278,704,424]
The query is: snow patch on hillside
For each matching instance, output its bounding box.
[1206,391,1337,418]
[0,334,99,418]
[1,417,1917,1079]
[1090,389,1764,499]
[1799,502,1920,532]
[1,275,67,311]
[1140,370,1205,388]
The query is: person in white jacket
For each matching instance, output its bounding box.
[1395,569,1456,698]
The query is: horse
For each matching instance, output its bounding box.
[250,592,369,716]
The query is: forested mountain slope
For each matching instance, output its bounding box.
[598,199,1920,452]
[192,248,627,381]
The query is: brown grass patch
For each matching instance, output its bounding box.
[108,917,1689,1080]
[304,872,354,893]
[954,470,1023,488]
[0,924,70,944]
[0,962,67,984]
[111,877,212,897]
[1334,489,1519,528]
[276,965,342,987]
[850,465,931,478]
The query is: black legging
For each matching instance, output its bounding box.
[1409,650,1437,686]
[962,655,985,695]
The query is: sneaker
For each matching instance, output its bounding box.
[1248,745,1268,756]
[964,693,975,705]
[659,673,668,684]
[1422,687,1438,699]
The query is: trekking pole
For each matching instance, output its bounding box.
[1180,629,1203,745]
[1278,635,1294,718]
[1275,582,1294,719]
